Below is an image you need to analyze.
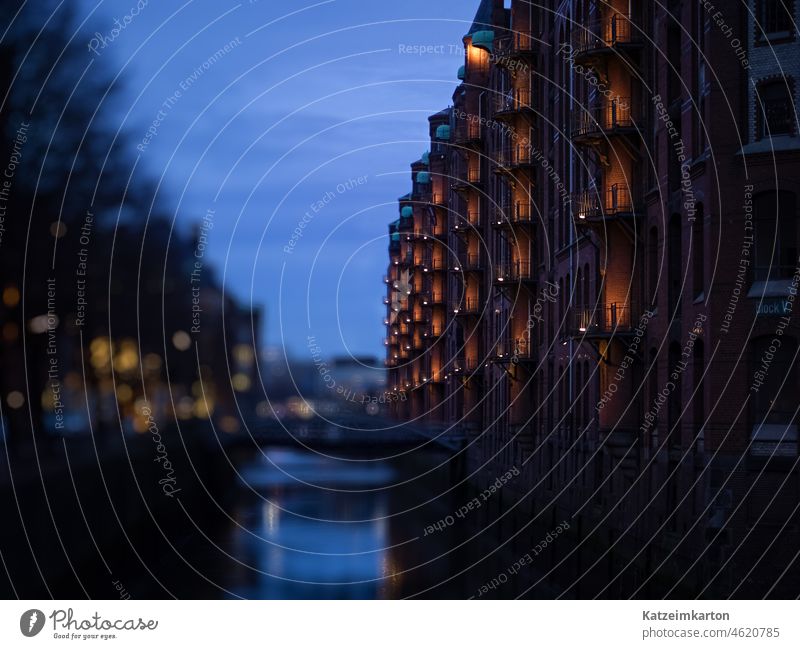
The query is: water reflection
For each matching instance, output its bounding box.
[219,449,404,599]
[195,445,552,599]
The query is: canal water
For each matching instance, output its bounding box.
[184,446,552,599]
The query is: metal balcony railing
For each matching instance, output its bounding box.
[495,260,534,283]
[412,225,433,239]
[571,97,639,139]
[495,87,533,115]
[467,167,481,184]
[513,144,536,166]
[452,297,481,315]
[568,302,638,337]
[572,184,639,220]
[493,338,514,360]
[455,120,481,143]
[458,252,482,271]
[454,357,482,373]
[573,14,641,55]
[513,338,534,360]
[431,291,445,304]
[513,202,535,223]
[508,31,537,56]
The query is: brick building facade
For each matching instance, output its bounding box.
[384,0,799,597]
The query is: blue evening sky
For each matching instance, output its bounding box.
[77,0,479,362]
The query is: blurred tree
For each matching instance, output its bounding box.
[0,1,154,449]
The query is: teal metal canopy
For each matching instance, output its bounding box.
[390,232,400,242]
[401,206,413,218]
[421,151,430,164]
[435,125,451,140]
[416,171,431,184]
[457,65,465,80]
[471,30,494,53]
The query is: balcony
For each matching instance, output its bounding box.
[492,337,515,361]
[494,88,533,118]
[431,291,445,305]
[497,31,537,60]
[494,260,535,284]
[452,211,481,233]
[452,166,482,193]
[453,252,483,272]
[571,98,642,142]
[494,145,536,174]
[512,202,535,224]
[453,357,482,373]
[572,14,642,59]
[494,202,536,228]
[572,184,641,221]
[451,297,481,316]
[430,192,446,206]
[513,337,535,362]
[568,302,638,338]
[454,120,481,146]
[411,224,433,240]
[420,324,442,340]
[430,258,447,272]
[413,255,432,269]
[393,250,413,267]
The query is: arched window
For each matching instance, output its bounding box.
[754,191,797,282]
[756,78,796,139]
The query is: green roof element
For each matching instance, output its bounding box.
[417,171,431,184]
[435,125,451,140]
[471,30,494,53]
[457,65,465,80]
[421,151,430,164]
[401,206,414,218]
